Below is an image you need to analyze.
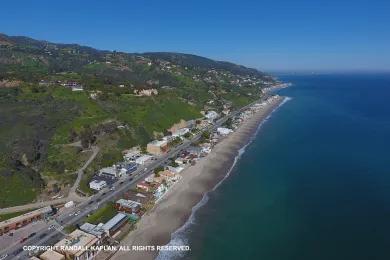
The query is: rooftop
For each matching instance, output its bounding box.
[54,229,98,254]
[79,222,105,237]
[116,199,142,208]
[102,213,127,231]
[0,206,52,228]
[39,250,65,260]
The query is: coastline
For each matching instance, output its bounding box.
[112,96,287,260]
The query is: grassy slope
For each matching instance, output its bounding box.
[0,84,202,205]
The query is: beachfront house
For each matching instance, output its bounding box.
[217,127,233,136]
[115,199,142,214]
[137,181,151,192]
[102,213,128,236]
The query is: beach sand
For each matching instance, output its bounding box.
[112,96,285,260]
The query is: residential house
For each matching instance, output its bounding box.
[79,223,106,239]
[115,199,142,214]
[205,111,219,121]
[217,127,233,136]
[136,181,151,192]
[102,213,128,237]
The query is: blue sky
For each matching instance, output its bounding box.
[1,0,389,72]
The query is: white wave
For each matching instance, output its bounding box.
[155,96,291,260]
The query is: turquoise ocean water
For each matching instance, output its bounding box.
[158,74,390,260]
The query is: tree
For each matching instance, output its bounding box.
[80,126,95,148]
[154,166,164,174]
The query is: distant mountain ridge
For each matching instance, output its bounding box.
[0,33,265,78]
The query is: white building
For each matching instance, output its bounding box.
[89,180,107,191]
[99,166,121,178]
[205,111,219,121]
[172,128,190,138]
[135,154,153,165]
[217,127,233,136]
[71,85,84,91]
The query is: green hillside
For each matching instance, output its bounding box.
[0,33,276,207]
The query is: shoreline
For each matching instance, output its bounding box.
[112,96,287,260]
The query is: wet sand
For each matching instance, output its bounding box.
[112,96,285,260]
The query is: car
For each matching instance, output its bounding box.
[39,233,47,239]
[20,237,28,243]
[119,181,124,185]
[88,200,94,205]
[28,232,36,238]
[8,232,13,237]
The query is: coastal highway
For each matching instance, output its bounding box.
[3,96,268,259]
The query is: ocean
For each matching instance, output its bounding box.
[158,73,390,260]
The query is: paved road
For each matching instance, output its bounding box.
[2,97,267,259]
[69,146,100,196]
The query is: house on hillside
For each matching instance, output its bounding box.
[205,111,219,121]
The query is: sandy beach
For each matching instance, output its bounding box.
[112,96,285,260]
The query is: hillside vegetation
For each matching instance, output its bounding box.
[0,33,276,207]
